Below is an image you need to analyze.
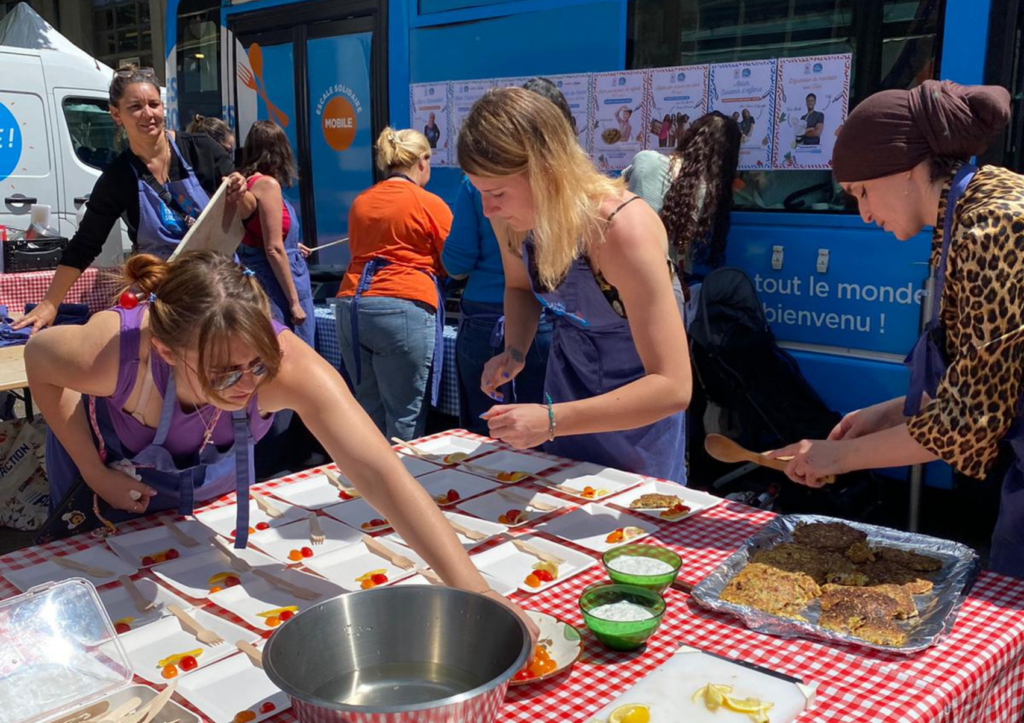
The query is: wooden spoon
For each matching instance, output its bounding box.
[704,434,835,484]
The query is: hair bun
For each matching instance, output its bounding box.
[120,254,167,299]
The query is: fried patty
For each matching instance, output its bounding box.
[818,601,908,646]
[845,540,876,564]
[876,546,944,573]
[792,522,868,552]
[629,493,683,510]
[720,563,820,620]
[859,559,935,594]
[820,583,917,620]
[750,543,867,586]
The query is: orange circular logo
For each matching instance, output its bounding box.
[322,96,356,151]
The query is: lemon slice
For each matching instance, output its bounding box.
[443,452,469,464]
[692,683,733,711]
[621,526,646,540]
[256,605,299,618]
[723,695,774,723]
[355,569,388,583]
[608,703,650,723]
[157,648,203,669]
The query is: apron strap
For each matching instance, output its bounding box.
[428,275,445,407]
[152,371,181,446]
[231,410,254,549]
[349,257,390,385]
[930,164,978,325]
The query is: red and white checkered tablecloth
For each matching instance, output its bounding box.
[0,266,121,315]
[3,429,1024,723]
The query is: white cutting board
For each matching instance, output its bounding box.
[585,646,815,723]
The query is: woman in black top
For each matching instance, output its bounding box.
[15,66,250,333]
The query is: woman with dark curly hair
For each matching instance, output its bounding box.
[625,111,740,269]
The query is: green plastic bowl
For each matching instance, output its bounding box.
[579,583,666,651]
[602,544,682,594]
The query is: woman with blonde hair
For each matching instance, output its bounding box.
[336,127,450,440]
[29,250,534,637]
[459,88,691,482]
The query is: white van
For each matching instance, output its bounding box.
[0,45,128,266]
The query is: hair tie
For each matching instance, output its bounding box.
[388,132,399,144]
[242,267,256,278]
[148,292,157,304]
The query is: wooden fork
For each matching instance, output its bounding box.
[161,517,202,548]
[119,575,155,614]
[308,514,325,546]
[363,535,415,570]
[447,517,488,542]
[512,538,565,566]
[166,604,223,646]
[253,492,285,519]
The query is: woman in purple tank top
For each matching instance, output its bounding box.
[27,250,535,637]
[458,88,692,483]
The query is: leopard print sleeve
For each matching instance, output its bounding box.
[906,169,1024,479]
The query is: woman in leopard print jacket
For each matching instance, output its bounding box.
[769,80,1024,578]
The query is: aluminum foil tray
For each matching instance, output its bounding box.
[691,514,980,654]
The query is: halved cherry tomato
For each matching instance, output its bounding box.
[371,573,389,585]
[256,522,271,531]
[279,610,295,622]
[533,569,554,583]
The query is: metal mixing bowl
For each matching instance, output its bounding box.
[263,586,531,723]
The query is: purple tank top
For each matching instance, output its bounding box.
[104,306,280,457]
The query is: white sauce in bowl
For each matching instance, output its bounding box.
[588,601,656,622]
[607,555,675,577]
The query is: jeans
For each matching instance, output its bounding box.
[456,299,552,435]
[336,296,436,441]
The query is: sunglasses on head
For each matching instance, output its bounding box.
[115,67,157,80]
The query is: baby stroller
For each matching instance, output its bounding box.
[687,267,881,519]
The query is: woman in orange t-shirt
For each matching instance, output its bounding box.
[336,127,452,440]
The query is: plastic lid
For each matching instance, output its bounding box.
[0,578,133,723]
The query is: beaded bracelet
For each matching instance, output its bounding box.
[545,393,556,441]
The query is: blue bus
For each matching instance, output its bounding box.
[165,0,1022,500]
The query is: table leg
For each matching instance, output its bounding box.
[23,386,32,421]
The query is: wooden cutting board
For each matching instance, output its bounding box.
[584,646,815,723]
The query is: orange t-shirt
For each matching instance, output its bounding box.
[338,179,453,309]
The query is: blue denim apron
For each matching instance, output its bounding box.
[129,135,211,259]
[903,164,1024,578]
[349,257,445,406]
[522,239,687,483]
[46,372,257,548]
[238,197,316,348]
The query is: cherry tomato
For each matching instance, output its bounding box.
[225,576,241,588]
[514,669,534,681]
[114,622,131,635]
[524,574,542,588]
[360,579,375,590]
[265,616,281,628]
[371,573,389,585]
[209,585,223,593]
[446,489,460,503]
[230,530,238,538]
[179,655,198,671]
[165,549,180,560]
[301,547,314,558]
[279,610,295,622]
[161,664,178,680]
[256,522,270,531]
[141,556,155,567]
[259,702,277,714]
[233,712,257,723]
[534,569,554,583]
[288,549,303,562]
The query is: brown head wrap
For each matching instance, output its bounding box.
[833,80,1011,183]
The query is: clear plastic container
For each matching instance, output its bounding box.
[0,578,133,723]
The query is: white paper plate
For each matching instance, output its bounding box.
[398,454,442,477]
[384,511,506,552]
[415,468,501,507]
[396,435,500,461]
[209,567,344,631]
[248,515,362,564]
[264,474,343,510]
[604,480,723,522]
[4,547,138,592]
[394,570,516,597]
[104,521,212,568]
[509,611,584,686]
[538,462,646,501]
[303,538,426,591]
[113,608,258,686]
[321,497,392,533]
[99,577,195,634]
[458,449,562,482]
[534,503,659,553]
[150,547,282,599]
[176,641,289,723]
[195,498,308,539]
[470,535,598,594]
[455,488,575,527]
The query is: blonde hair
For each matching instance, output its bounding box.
[457,88,624,290]
[120,251,282,406]
[375,127,430,173]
